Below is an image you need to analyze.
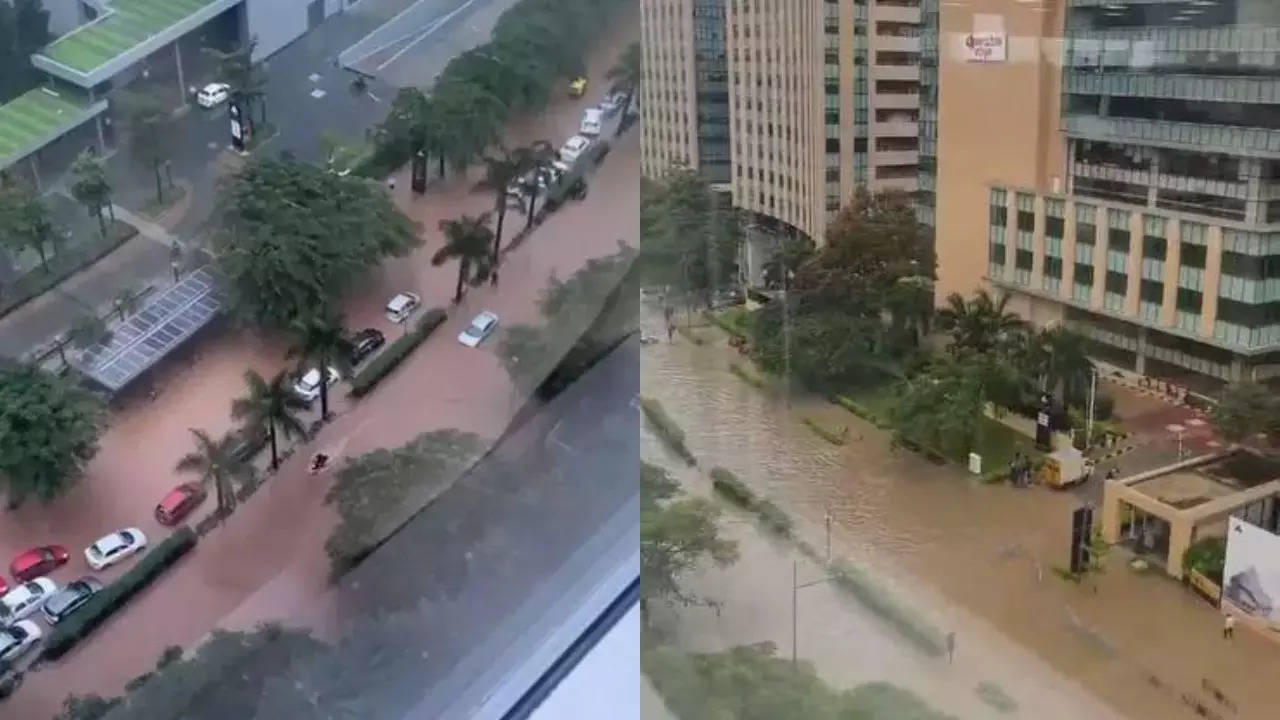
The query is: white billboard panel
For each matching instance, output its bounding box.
[1223,517,1280,623]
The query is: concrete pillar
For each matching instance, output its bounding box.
[1062,200,1077,294]
[1146,150,1159,208]
[29,156,41,192]
[89,87,105,153]
[1160,219,1180,327]
[1030,196,1045,289]
[1136,326,1148,375]
[1201,226,1224,339]
[175,40,187,107]
[1125,211,1142,316]
[1091,207,1107,310]
[1230,356,1244,383]
[1100,484,1122,544]
[1167,515,1194,579]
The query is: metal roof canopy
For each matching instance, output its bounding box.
[79,266,221,392]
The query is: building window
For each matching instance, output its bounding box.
[1139,280,1163,323]
[1016,193,1035,233]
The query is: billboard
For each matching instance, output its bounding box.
[963,32,1006,63]
[1222,517,1280,624]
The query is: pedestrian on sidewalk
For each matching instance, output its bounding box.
[1223,614,1235,640]
[387,176,397,192]
[945,632,956,664]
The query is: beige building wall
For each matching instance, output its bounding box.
[640,0,699,177]
[934,0,1065,302]
[868,0,923,193]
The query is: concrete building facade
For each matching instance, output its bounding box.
[937,0,1280,391]
[641,0,937,246]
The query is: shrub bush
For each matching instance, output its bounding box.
[709,466,753,508]
[42,526,197,660]
[801,416,846,446]
[349,308,447,397]
[828,560,946,657]
[754,498,793,538]
[1183,535,1227,584]
[0,220,138,322]
[728,362,764,388]
[640,396,696,465]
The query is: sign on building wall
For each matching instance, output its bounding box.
[963,31,1006,62]
[1223,517,1280,626]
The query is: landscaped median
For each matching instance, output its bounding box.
[0,219,137,322]
[640,396,696,465]
[709,466,792,538]
[349,308,447,398]
[41,526,197,661]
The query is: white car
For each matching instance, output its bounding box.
[0,578,58,625]
[0,621,41,662]
[599,92,626,116]
[458,311,498,348]
[84,529,147,571]
[579,107,603,136]
[558,135,592,164]
[385,292,421,323]
[294,366,340,403]
[196,82,230,108]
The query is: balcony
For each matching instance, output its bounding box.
[1065,70,1280,105]
[1071,162,1250,200]
[874,64,920,81]
[875,4,920,24]
[873,174,919,192]
[874,92,920,109]
[874,120,919,138]
[874,150,919,166]
[876,34,921,52]
[1065,25,1280,71]
[1063,114,1280,159]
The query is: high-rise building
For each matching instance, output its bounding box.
[641,0,934,248]
[937,0,1280,389]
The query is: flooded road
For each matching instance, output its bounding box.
[640,305,1280,720]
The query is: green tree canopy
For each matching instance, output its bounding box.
[69,150,114,238]
[175,428,252,513]
[214,157,421,329]
[287,314,353,419]
[0,364,105,506]
[433,213,494,303]
[639,167,739,304]
[890,351,993,459]
[324,429,487,577]
[935,289,1025,356]
[1212,381,1280,444]
[0,176,58,272]
[230,369,310,470]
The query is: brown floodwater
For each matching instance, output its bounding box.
[639,305,1280,720]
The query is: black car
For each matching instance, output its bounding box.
[0,660,21,700]
[350,328,386,365]
[41,577,104,624]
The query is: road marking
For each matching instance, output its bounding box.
[310,88,327,99]
[375,0,481,71]
[308,73,322,83]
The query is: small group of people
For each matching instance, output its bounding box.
[1008,452,1034,487]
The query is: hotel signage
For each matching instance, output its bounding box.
[964,31,1006,63]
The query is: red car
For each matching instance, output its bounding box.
[155,483,207,525]
[10,545,70,582]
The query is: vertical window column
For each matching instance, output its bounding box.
[1073,203,1096,305]
[1176,221,1207,333]
[1043,198,1064,296]
[1104,208,1130,313]
[1014,192,1034,286]
[989,188,1008,280]
[1139,215,1166,324]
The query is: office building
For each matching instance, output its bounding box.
[937,0,1280,389]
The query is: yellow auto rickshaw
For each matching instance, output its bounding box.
[568,77,587,98]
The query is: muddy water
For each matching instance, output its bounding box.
[640,304,1280,720]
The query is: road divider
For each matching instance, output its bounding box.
[641,396,696,466]
[709,466,792,538]
[349,308,447,397]
[41,526,198,662]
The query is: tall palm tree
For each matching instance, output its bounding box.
[1030,325,1093,403]
[606,42,641,136]
[521,140,555,230]
[478,145,532,267]
[230,370,310,471]
[175,429,249,514]
[433,214,495,304]
[936,289,1025,354]
[287,315,353,420]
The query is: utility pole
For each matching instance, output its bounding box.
[825,508,832,561]
[1086,365,1097,449]
[791,559,798,665]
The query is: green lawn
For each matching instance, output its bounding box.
[0,87,94,162]
[41,0,222,73]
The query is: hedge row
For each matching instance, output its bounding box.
[728,362,764,388]
[640,396,696,466]
[708,466,792,538]
[349,308,447,397]
[801,416,846,446]
[42,526,197,661]
[1,220,138,323]
[828,560,946,658]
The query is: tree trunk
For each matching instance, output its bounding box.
[438,154,445,179]
[319,371,329,420]
[35,242,48,272]
[455,259,467,304]
[268,421,279,471]
[492,198,506,265]
[96,207,107,239]
[525,191,537,230]
[614,87,634,138]
[154,165,164,205]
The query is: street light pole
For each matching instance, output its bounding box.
[1086,365,1098,449]
[791,558,837,666]
[825,508,831,562]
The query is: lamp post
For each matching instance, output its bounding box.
[1085,364,1098,450]
[792,559,837,665]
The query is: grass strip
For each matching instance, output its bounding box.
[349,308,446,397]
[728,361,764,388]
[975,681,1018,714]
[709,466,791,538]
[641,396,696,465]
[0,220,137,322]
[802,416,847,446]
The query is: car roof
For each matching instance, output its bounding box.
[387,293,415,309]
[201,82,226,92]
[583,107,602,117]
[300,368,322,383]
[564,136,588,148]
[475,311,497,323]
[159,484,196,510]
[94,532,128,552]
[10,549,48,570]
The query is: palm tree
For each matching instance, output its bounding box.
[433,214,495,304]
[175,429,250,514]
[1029,325,1093,404]
[478,145,532,266]
[287,315,353,420]
[606,42,641,136]
[936,289,1025,354]
[230,369,310,471]
[521,140,555,230]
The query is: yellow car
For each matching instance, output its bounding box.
[568,77,587,98]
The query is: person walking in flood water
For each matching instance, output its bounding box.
[1224,614,1235,640]
[946,631,956,663]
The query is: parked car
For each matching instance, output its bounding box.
[568,76,587,97]
[385,292,421,324]
[9,546,68,583]
[0,578,7,597]
[230,425,270,463]
[458,311,499,348]
[196,82,230,108]
[41,577,104,625]
[599,92,625,116]
[558,135,592,164]
[579,107,603,136]
[0,622,40,662]
[84,529,147,571]
[155,483,207,526]
[294,367,340,403]
[0,579,58,625]
[349,328,386,366]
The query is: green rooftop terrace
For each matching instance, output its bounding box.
[0,87,104,169]
[40,0,225,74]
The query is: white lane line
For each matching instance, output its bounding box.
[375,0,480,71]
